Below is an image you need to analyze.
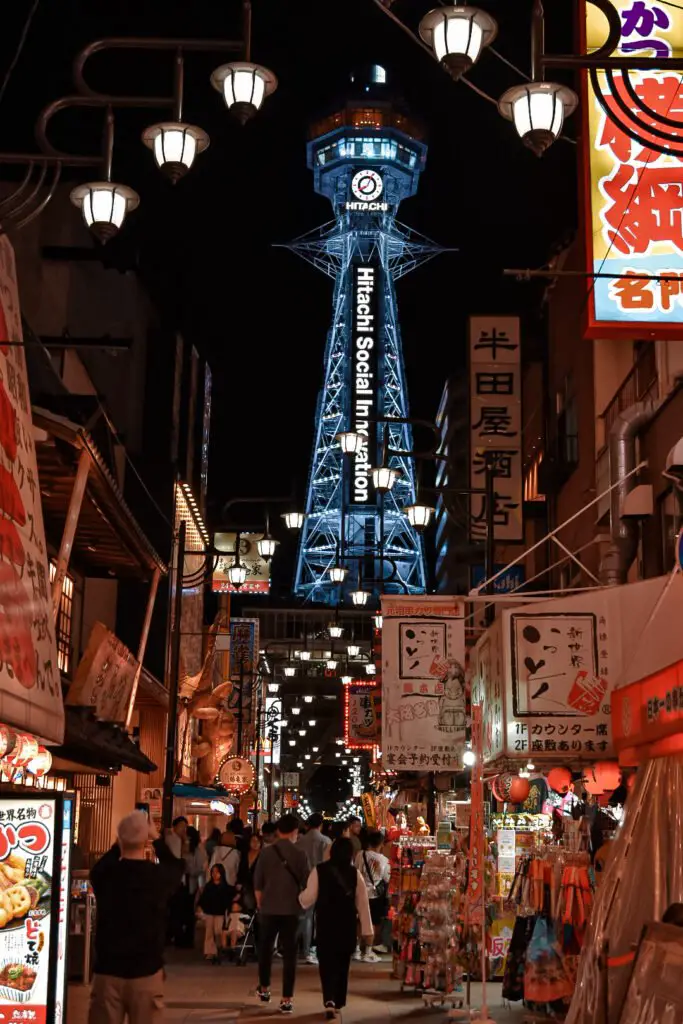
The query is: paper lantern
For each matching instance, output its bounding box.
[493,773,514,802]
[27,746,52,778]
[593,761,622,793]
[10,734,39,768]
[508,776,531,804]
[547,767,572,795]
[0,724,12,760]
[491,775,506,803]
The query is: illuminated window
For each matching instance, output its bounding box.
[524,452,545,502]
[49,562,74,674]
[372,65,386,84]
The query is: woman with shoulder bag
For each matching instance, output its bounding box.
[300,838,373,1021]
[355,830,391,960]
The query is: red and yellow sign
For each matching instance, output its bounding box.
[583,0,683,337]
[217,757,255,795]
[344,681,381,749]
[612,657,683,761]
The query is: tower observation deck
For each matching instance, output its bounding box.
[289,65,444,605]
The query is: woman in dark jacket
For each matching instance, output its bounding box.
[300,837,373,1019]
[198,864,232,962]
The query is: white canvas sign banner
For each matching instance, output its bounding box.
[381,595,465,771]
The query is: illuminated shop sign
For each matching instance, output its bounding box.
[350,262,378,504]
[346,170,389,212]
[583,0,683,335]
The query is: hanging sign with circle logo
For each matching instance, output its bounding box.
[217,756,255,795]
[347,170,389,211]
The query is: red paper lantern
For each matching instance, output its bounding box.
[547,767,572,795]
[495,772,515,801]
[491,775,506,803]
[593,761,622,793]
[26,746,52,779]
[508,776,531,804]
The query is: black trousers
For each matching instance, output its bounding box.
[317,944,352,1009]
[258,914,299,999]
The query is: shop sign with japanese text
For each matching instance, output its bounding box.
[381,595,466,771]
[0,238,63,744]
[226,618,259,730]
[344,681,381,749]
[584,0,683,335]
[0,796,58,1024]
[217,757,255,795]
[466,705,485,916]
[212,533,271,593]
[66,622,138,724]
[469,316,523,543]
[470,619,505,764]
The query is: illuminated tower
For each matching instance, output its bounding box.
[290,66,443,605]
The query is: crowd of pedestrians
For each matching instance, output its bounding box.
[86,808,393,1021]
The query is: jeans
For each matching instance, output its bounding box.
[88,971,164,1024]
[318,946,352,1009]
[298,907,315,957]
[258,914,299,999]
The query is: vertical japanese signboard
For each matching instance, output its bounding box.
[265,697,282,766]
[0,794,70,1024]
[466,705,485,916]
[344,681,381,749]
[0,238,63,744]
[228,618,259,731]
[350,260,379,505]
[584,0,683,335]
[381,595,466,771]
[469,316,523,544]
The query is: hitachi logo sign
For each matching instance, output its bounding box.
[352,264,377,504]
[345,201,389,212]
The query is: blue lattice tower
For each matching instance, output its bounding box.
[289,67,445,605]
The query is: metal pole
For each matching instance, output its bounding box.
[125,566,162,730]
[237,658,244,756]
[52,447,90,621]
[103,106,114,182]
[484,456,495,626]
[162,519,186,830]
[269,735,275,821]
[253,691,263,825]
[173,50,184,122]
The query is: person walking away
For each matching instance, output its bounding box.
[254,814,309,1015]
[300,837,373,1021]
[347,816,363,856]
[182,826,207,949]
[298,813,332,965]
[210,830,241,888]
[355,830,391,960]
[261,821,277,845]
[238,832,263,915]
[198,864,232,963]
[164,816,188,946]
[88,811,185,1024]
[205,827,222,863]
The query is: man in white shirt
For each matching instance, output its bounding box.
[209,831,241,887]
[354,830,391,961]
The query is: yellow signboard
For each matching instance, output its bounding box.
[584,0,683,335]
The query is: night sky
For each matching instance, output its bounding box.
[0,0,577,515]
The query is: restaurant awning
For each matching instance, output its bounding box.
[32,406,167,580]
[51,706,157,773]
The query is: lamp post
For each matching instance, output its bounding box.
[0,2,277,240]
[162,518,186,829]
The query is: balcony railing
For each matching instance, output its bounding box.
[601,343,658,441]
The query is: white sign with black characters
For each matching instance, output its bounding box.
[469,316,523,543]
[350,261,378,504]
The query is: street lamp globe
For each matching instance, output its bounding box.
[347,644,361,658]
[341,675,353,685]
[419,5,498,80]
[142,122,209,183]
[371,466,401,492]
[282,511,305,530]
[211,62,278,124]
[499,82,578,156]
[405,503,436,531]
[365,663,376,676]
[267,682,280,694]
[374,614,383,630]
[226,561,247,588]
[328,623,344,639]
[463,748,477,767]
[70,182,140,244]
[257,535,279,561]
[336,431,364,455]
[351,589,370,607]
[327,659,338,670]
[299,650,311,662]
[329,565,348,584]
[283,665,296,678]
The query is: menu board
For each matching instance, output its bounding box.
[54,796,72,1023]
[0,796,57,1024]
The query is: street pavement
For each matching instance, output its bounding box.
[67,950,528,1023]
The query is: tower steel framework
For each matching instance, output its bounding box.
[288,68,446,605]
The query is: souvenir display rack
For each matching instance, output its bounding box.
[416,851,467,1010]
[389,835,436,987]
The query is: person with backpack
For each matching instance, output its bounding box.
[198,864,232,962]
[253,814,309,1015]
[354,830,391,960]
[300,837,373,1020]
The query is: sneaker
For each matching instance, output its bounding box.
[280,1000,294,1015]
[373,945,390,954]
[256,987,271,1004]
[363,951,381,963]
[325,1002,337,1020]
[352,948,363,962]
[306,952,319,965]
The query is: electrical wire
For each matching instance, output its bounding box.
[0,0,41,111]
[489,44,531,82]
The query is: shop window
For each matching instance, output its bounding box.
[524,451,545,501]
[659,489,680,573]
[48,562,74,674]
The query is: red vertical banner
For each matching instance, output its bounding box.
[466,704,485,915]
